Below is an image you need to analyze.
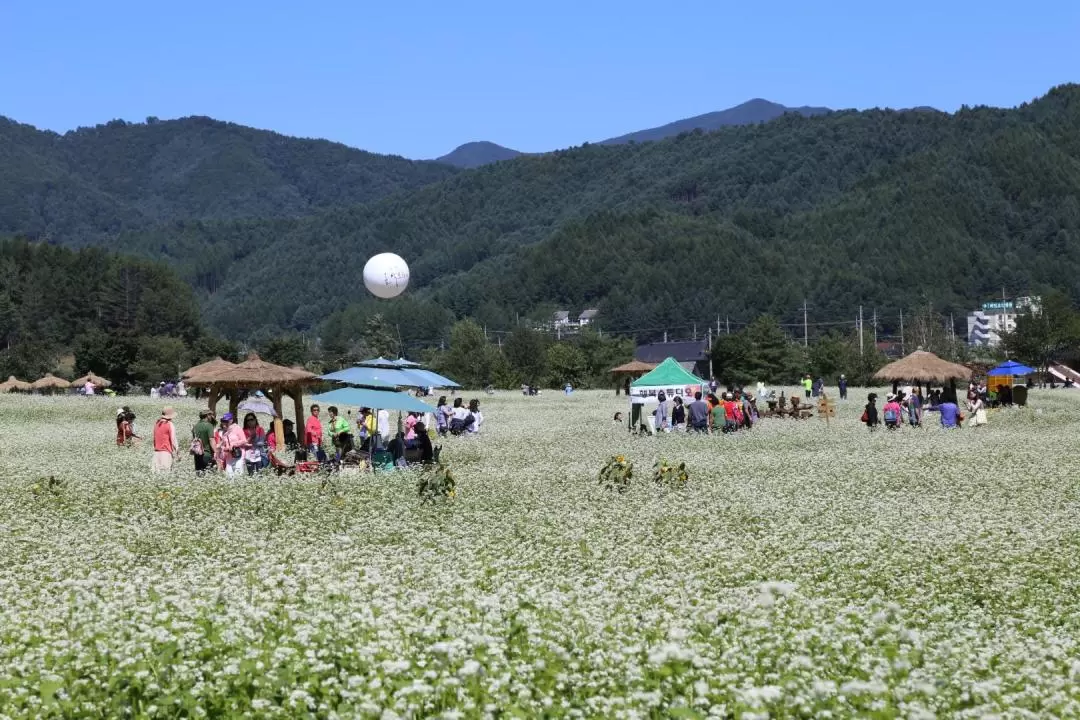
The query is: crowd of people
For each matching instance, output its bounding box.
[861,382,1004,431]
[633,388,758,435]
[150,380,187,399]
[121,395,486,474]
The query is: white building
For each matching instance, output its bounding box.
[578,309,599,326]
[967,296,1041,347]
[552,311,571,327]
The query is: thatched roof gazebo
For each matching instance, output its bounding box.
[181,357,237,381]
[611,360,657,395]
[72,371,112,388]
[0,376,32,393]
[184,353,320,446]
[874,350,972,384]
[31,373,71,393]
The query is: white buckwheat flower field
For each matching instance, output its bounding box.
[2,390,1080,718]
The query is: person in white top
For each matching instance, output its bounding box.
[467,399,483,433]
[84,381,95,396]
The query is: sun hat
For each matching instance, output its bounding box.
[160,407,176,420]
[116,408,125,416]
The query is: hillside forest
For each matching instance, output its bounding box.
[3,85,1080,387]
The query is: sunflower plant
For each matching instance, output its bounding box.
[598,455,633,492]
[652,458,689,488]
[418,462,456,503]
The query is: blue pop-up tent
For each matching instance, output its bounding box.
[988,360,1036,376]
[309,386,431,414]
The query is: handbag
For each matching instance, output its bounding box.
[189,436,204,456]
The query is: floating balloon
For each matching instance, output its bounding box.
[363,253,410,299]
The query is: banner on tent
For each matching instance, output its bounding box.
[630,385,703,400]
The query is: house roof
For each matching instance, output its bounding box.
[553,311,570,321]
[579,309,599,320]
[635,341,708,364]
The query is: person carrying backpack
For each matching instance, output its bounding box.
[191,410,216,475]
[882,394,903,430]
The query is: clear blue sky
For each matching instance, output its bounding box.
[2,0,1077,158]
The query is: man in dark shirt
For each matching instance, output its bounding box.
[687,392,709,432]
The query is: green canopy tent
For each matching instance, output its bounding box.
[627,358,707,433]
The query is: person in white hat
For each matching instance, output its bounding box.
[151,407,178,472]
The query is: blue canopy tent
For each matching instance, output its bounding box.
[988,360,1036,376]
[308,387,432,414]
[405,369,461,389]
[321,366,430,388]
[323,365,461,390]
[391,358,423,368]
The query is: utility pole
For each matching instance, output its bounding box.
[899,309,905,356]
[859,306,864,357]
[663,330,668,343]
[803,299,808,347]
[726,316,730,335]
[707,327,713,378]
[872,309,877,346]
[693,322,697,341]
[717,316,721,336]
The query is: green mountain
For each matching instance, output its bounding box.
[7,86,1080,349]
[435,141,523,168]
[0,115,458,242]
[598,98,832,145]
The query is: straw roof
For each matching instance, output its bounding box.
[31,373,72,390]
[610,360,657,374]
[186,353,319,388]
[181,357,237,382]
[0,375,32,392]
[873,350,972,383]
[71,371,112,388]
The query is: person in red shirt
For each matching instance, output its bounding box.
[305,404,325,461]
[151,407,178,472]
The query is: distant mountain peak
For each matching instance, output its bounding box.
[599,99,831,146]
[436,141,522,169]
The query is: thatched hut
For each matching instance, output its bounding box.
[181,357,237,381]
[610,360,657,395]
[874,350,971,402]
[71,371,112,388]
[0,376,32,393]
[31,373,72,393]
[874,350,972,384]
[184,353,320,446]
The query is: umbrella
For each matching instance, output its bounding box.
[988,360,1036,376]
[31,373,72,391]
[309,386,433,414]
[0,376,32,393]
[71,371,112,388]
[873,350,972,383]
[182,357,237,381]
[238,398,277,417]
[610,360,657,374]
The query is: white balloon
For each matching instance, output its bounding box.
[363,253,410,299]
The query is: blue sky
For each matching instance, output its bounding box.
[1,0,1077,158]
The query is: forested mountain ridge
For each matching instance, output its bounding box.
[95,84,1080,343]
[431,99,831,167]
[598,98,832,145]
[0,115,458,242]
[435,141,524,168]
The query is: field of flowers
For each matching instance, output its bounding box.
[2,389,1080,718]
